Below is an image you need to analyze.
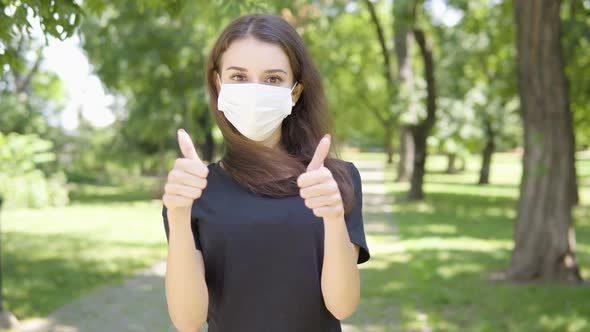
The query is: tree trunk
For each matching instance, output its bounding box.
[446,153,457,174]
[394,16,415,182]
[364,0,398,167]
[457,156,466,172]
[479,119,495,185]
[385,125,394,164]
[397,127,414,181]
[408,128,426,200]
[408,28,437,201]
[478,143,494,185]
[508,0,582,282]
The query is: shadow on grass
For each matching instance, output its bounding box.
[361,246,589,331]
[3,230,166,320]
[424,180,520,190]
[355,184,590,331]
[68,179,160,204]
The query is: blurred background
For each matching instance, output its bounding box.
[0,0,589,331]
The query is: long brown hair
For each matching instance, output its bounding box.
[205,13,356,216]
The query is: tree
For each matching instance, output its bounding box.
[361,0,399,164]
[304,4,390,150]
[508,0,581,282]
[80,1,220,183]
[80,1,281,185]
[0,36,65,136]
[407,26,437,200]
[436,0,520,185]
[362,0,439,200]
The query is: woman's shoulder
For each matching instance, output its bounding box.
[204,161,226,182]
[206,161,219,171]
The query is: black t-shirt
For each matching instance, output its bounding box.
[162,160,371,332]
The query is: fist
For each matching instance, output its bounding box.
[297,134,344,221]
[162,128,209,213]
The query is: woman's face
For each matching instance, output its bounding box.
[216,37,303,103]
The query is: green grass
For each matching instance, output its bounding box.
[347,152,590,332]
[2,184,168,319]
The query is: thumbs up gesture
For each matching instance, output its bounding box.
[297,134,344,221]
[162,128,210,214]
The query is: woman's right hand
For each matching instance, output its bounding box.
[162,128,209,216]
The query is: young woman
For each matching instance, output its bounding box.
[162,13,371,332]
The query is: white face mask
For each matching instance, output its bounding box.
[217,74,298,141]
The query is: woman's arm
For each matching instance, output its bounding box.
[321,216,361,320]
[165,208,209,332]
[298,135,363,320]
[163,128,210,331]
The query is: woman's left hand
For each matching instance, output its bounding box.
[297,134,344,221]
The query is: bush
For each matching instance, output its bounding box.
[0,132,69,208]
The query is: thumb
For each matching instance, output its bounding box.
[177,128,202,162]
[307,134,331,171]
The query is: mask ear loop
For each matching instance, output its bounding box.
[217,73,223,87]
[290,81,299,106]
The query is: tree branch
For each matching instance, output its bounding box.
[363,0,395,91]
[16,46,44,93]
[413,28,436,131]
[357,87,387,124]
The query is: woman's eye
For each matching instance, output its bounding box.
[266,76,283,84]
[230,74,246,81]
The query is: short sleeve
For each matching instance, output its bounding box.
[162,204,202,251]
[345,162,371,264]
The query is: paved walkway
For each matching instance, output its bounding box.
[14,159,393,332]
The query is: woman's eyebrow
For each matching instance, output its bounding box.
[225,66,248,71]
[224,66,287,75]
[264,69,288,74]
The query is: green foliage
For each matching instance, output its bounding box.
[0,0,82,71]
[562,1,590,147]
[0,132,69,208]
[78,0,389,163]
[432,0,521,156]
[310,3,390,144]
[0,0,81,41]
[79,1,220,163]
[57,117,164,186]
[2,71,66,132]
[0,33,66,136]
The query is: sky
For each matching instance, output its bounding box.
[42,34,116,131]
[41,0,462,130]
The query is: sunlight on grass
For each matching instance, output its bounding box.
[436,262,485,279]
[419,224,457,235]
[358,151,590,332]
[400,237,512,252]
[539,314,589,332]
[2,200,167,319]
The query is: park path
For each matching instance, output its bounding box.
[14,159,394,332]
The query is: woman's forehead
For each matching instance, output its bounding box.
[221,37,291,74]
